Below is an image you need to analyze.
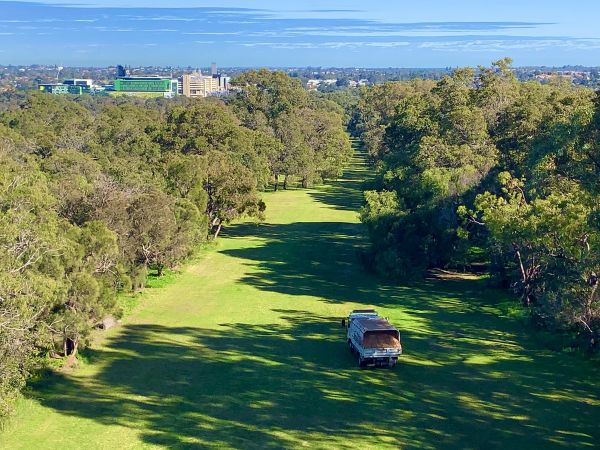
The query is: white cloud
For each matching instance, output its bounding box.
[420,39,600,52]
[182,31,243,35]
[241,41,409,49]
[125,16,203,22]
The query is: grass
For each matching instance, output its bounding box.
[1,148,599,449]
[117,269,181,318]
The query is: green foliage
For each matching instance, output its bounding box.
[231,70,353,189]
[205,151,266,238]
[357,58,600,348]
[472,177,599,340]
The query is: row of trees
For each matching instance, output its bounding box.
[356,59,600,348]
[231,70,352,189]
[0,72,352,416]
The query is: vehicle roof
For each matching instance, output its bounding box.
[355,318,398,332]
[352,309,376,313]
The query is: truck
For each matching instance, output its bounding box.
[345,309,402,368]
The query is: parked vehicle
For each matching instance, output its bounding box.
[344,310,402,368]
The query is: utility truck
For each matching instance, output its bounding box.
[344,309,402,368]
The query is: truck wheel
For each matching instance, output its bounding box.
[358,356,365,368]
[348,341,354,353]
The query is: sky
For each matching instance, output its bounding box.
[1,0,600,67]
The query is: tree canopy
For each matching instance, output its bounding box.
[357,58,600,349]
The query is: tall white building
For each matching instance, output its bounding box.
[181,73,220,97]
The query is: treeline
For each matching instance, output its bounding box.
[0,71,352,416]
[355,59,600,348]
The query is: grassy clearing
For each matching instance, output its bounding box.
[1,149,599,449]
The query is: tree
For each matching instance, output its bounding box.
[0,148,67,414]
[1,93,94,158]
[204,152,265,238]
[230,70,351,189]
[470,173,599,343]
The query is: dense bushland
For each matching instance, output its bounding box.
[0,72,352,417]
[356,59,600,349]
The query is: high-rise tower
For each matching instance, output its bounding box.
[116,65,126,78]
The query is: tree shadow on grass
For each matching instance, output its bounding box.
[308,147,370,212]
[222,221,487,311]
[217,220,600,448]
[28,217,600,448]
[30,310,599,449]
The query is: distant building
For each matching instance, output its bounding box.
[110,76,177,97]
[116,65,127,78]
[170,79,179,97]
[38,80,91,95]
[307,79,321,90]
[181,73,220,97]
[211,62,217,76]
[63,78,93,88]
[214,74,231,91]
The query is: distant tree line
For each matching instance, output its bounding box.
[355,58,600,350]
[0,71,352,417]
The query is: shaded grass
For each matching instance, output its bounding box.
[1,148,599,449]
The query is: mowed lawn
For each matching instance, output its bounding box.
[2,151,599,449]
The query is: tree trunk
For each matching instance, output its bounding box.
[157,264,164,277]
[283,174,289,190]
[64,337,78,357]
[273,173,279,191]
[302,176,308,188]
[213,223,223,239]
[64,338,79,368]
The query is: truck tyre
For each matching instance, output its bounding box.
[358,355,365,368]
[348,340,354,353]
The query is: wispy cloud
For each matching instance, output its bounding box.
[182,31,243,35]
[420,38,600,52]
[241,41,410,49]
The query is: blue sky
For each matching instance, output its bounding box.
[1,1,600,67]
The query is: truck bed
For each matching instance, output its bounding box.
[363,333,401,349]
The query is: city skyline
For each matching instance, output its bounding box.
[2,1,600,67]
